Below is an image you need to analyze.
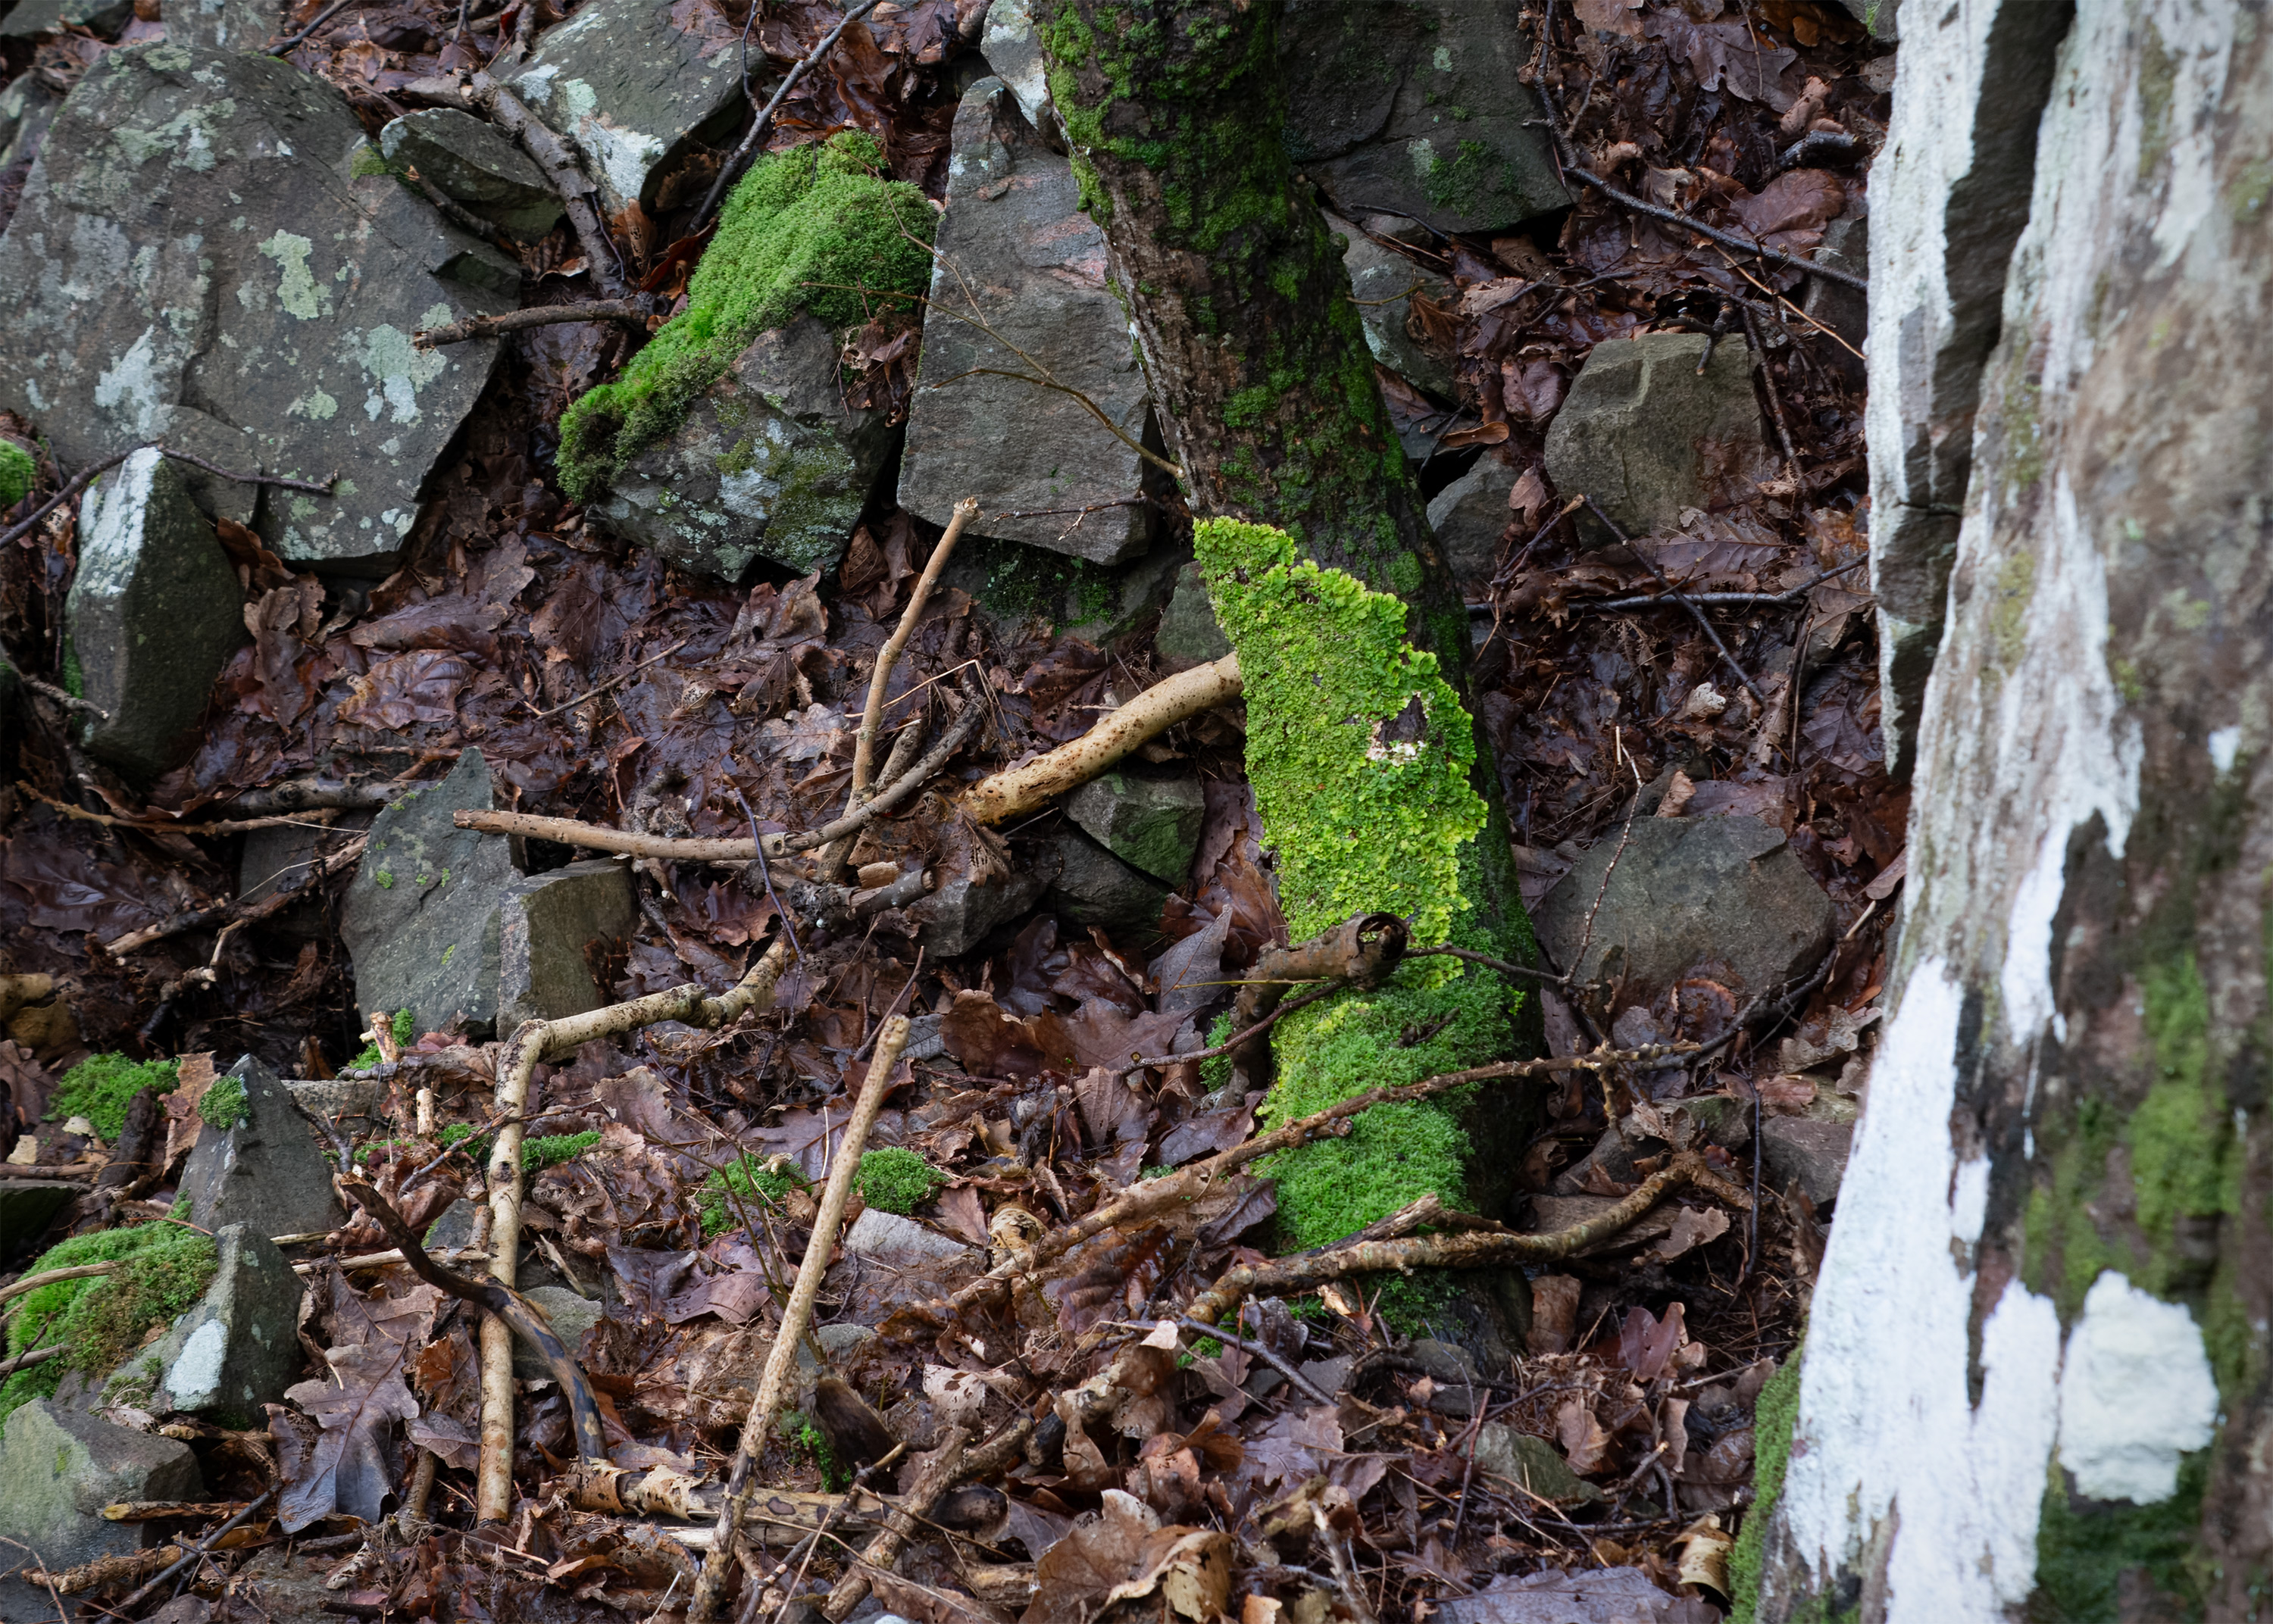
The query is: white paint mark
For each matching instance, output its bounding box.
[2209,726,2241,774]
[1776,965,2065,1621]
[2057,1272,2218,1502]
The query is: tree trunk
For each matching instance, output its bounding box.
[1753,2,2273,1618]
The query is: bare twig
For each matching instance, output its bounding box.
[1174,1316,1334,1405]
[114,1488,277,1616]
[0,654,108,721]
[0,1344,65,1379]
[19,784,342,837]
[527,637,689,721]
[99,835,368,956]
[686,1013,912,1624]
[0,1263,117,1311]
[267,0,360,52]
[1584,498,1768,710]
[1,445,334,552]
[1405,944,1568,985]
[1568,555,1866,613]
[417,299,655,348]
[846,500,978,821]
[693,0,888,227]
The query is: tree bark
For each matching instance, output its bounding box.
[1754,3,2273,1619]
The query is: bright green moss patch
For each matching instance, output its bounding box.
[0,439,33,508]
[197,1073,247,1130]
[1193,519,1484,945]
[856,1148,943,1216]
[0,1221,217,1426]
[521,1131,602,1173]
[349,1008,414,1071]
[557,132,933,502]
[1730,1345,1803,1623]
[785,1408,849,1490]
[699,1154,808,1237]
[49,1054,179,1142]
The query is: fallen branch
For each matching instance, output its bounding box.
[686,1013,912,1624]
[0,445,336,551]
[693,0,888,227]
[295,1245,488,1276]
[452,702,983,859]
[0,1344,65,1379]
[113,1487,277,1616]
[961,651,1242,826]
[100,834,368,955]
[416,298,655,349]
[1184,1151,1749,1324]
[1221,912,1406,1080]
[1567,554,1867,613]
[821,1417,1034,1622]
[0,1260,117,1310]
[0,653,108,720]
[267,0,359,52]
[218,777,396,815]
[19,782,342,837]
[890,1040,1696,1332]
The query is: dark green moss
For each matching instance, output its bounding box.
[0,439,33,508]
[521,1130,602,1172]
[1730,1345,1803,1623]
[2031,1454,2207,1622]
[197,1073,247,1130]
[0,1221,217,1426]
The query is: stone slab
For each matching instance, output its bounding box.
[1044,828,1170,939]
[898,78,1157,564]
[65,448,246,781]
[496,858,637,1031]
[1760,1115,1852,1208]
[0,1180,77,1259]
[161,0,282,52]
[177,1054,343,1240]
[843,1207,974,1269]
[905,842,1055,959]
[1065,771,1202,885]
[511,1285,603,1379]
[1152,561,1230,673]
[1424,451,1517,600]
[1332,211,1456,397]
[379,107,563,239]
[0,45,511,573]
[0,1401,202,1621]
[0,0,132,39]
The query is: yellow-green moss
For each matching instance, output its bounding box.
[0,1221,217,1425]
[855,1148,942,1216]
[197,1072,247,1129]
[0,439,33,508]
[521,1130,602,1172]
[1730,1344,1804,1623]
[48,1054,179,1142]
[557,132,933,502]
[699,1154,808,1238]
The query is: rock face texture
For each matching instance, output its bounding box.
[496,860,638,1031]
[1544,332,1769,545]
[1065,772,1204,885]
[0,1403,202,1621]
[177,1054,344,1239]
[1424,452,1518,598]
[1152,561,1231,673]
[1278,0,1567,234]
[0,45,511,572]
[588,316,896,582]
[161,0,282,52]
[899,78,1160,564]
[1862,0,2067,779]
[379,108,564,239]
[504,0,745,217]
[64,448,245,779]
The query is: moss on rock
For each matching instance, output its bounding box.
[856,1147,943,1215]
[557,132,934,503]
[48,1053,179,1142]
[0,1220,217,1425]
[0,439,33,508]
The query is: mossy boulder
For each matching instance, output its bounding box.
[0,1220,219,1427]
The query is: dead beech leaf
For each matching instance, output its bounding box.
[1571,0,1642,33]
[1022,1489,1233,1624]
[1557,1396,1610,1474]
[1653,1205,1730,1261]
[1674,1516,1735,1595]
[162,1052,215,1173]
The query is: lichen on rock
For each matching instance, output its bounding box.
[557,131,933,504]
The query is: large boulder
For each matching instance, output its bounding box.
[0,45,513,572]
[898,78,1159,565]
[379,108,564,239]
[64,448,246,779]
[1543,332,1770,545]
[0,1402,202,1622]
[177,1054,343,1239]
[505,0,746,218]
[1279,0,1567,235]
[587,315,896,582]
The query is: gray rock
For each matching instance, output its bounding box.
[1831,0,1897,39]
[943,529,1190,649]
[0,45,511,572]
[591,314,894,582]
[0,0,131,39]
[284,1076,385,1123]
[1760,1116,1853,1207]
[0,1180,76,1257]
[162,0,282,52]
[511,1285,603,1379]
[1545,332,1770,545]
[239,809,371,936]
[1332,212,1455,397]
[1532,814,1835,1010]
[843,1207,975,1270]
[505,0,745,217]
[421,1197,480,1251]
[899,79,1158,565]
[1471,1423,1599,1504]
[1803,215,1867,392]
[64,450,245,781]
[1424,452,1518,599]
[980,0,1051,129]
[1065,772,1202,885]
[379,108,564,239]
[905,842,1056,958]
[340,750,520,1038]
[1280,0,1567,235]
[109,1226,302,1425]
[0,1403,202,1619]
[1044,829,1170,938]
[796,1321,878,1372]
[0,74,61,173]
[178,1054,343,1239]
[496,859,636,1032]
[1152,561,1230,673]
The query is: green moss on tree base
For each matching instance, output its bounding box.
[1730,1344,1803,1624]
[556,132,934,503]
[49,1054,179,1142]
[2032,1453,2208,1622]
[0,1220,217,1426]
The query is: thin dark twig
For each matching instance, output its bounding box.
[114,1488,277,1614]
[0,651,108,720]
[1743,304,1804,481]
[1569,556,1866,612]
[733,784,803,967]
[268,0,360,52]
[3,445,333,551]
[847,948,923,1063]
[694,0,886,226]
[528,637,689,720]
[1172,1316,1334,1406]
[1407,945,1568,986]
[1118,979,1345,1077]
[1584,498,1770,708]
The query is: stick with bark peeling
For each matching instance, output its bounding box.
[821,1416,1033,1622]
[471,935,796,1522]
[685,1013,912,1624]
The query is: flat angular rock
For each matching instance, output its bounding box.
[1152,561,1230,673]
[284,1076,385,1122]
[1532,813,1834,1010]
[0,45,511,572]
[898,78,1158,565]
[161,0,283,52]
[979,0,1051,129]
[1065,771,1202,885]
[843,1207,975,1270]
[505,0,746,217]
[63,448,244,780]
[108,1226,302,1425]
[1332,211,1456,397]
[1760,1115,1853,1207]
[1424,451,1518,599]
[0,1180,76,1257]
[0,1402,202,1621]
[1045,829,1171,938]
[177,1054,343,1239]
[905,843,1056,959]
[1803,214,1867,391]
[590,315,895,582]
[1543,332,1769,545]
[340,750,520,1037]
[380,108,564,239]
[0,74,61,173]
[0,0,132,39]
[1280,0,1566,235]
[496,858,637,1031]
